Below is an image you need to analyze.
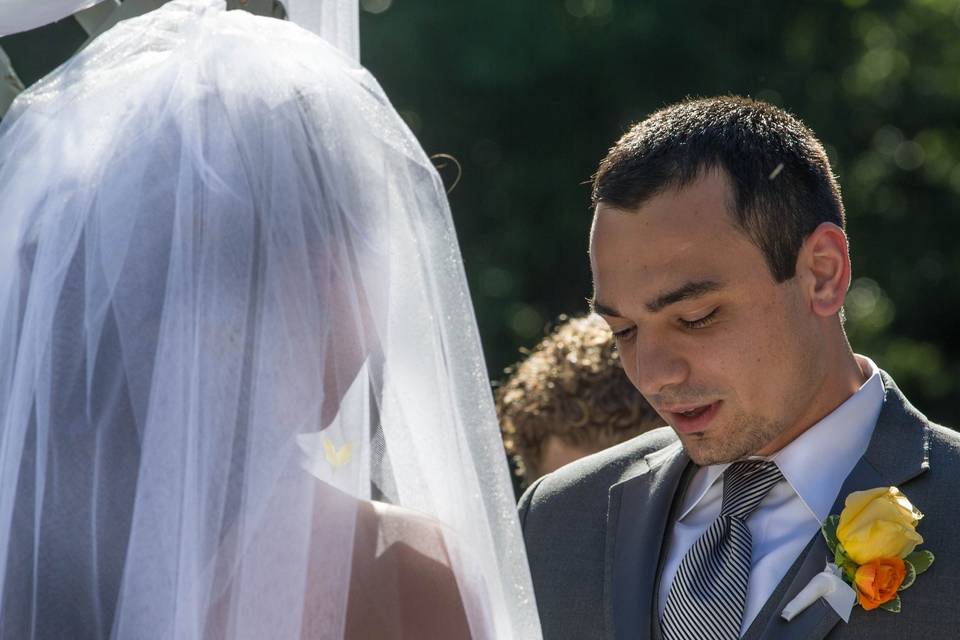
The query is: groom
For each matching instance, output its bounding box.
[519,96,960,639]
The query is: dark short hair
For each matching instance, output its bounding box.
[592,96,844,282]
[496,314,662,487]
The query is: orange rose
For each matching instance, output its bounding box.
[853,557,906,610]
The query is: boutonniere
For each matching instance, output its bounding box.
[822,486,935,613]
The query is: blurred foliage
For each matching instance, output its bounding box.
[2,1,958,424]
[360,0,960,425]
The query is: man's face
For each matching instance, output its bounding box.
[590,170,826,465]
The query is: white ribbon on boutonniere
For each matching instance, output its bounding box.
[781,562,857,623]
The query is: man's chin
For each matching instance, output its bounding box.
[679,439,738,466]
[676,429,766,466]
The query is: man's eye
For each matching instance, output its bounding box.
[680,308,718,329]
[613,326,636,340]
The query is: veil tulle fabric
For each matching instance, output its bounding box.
[0,1,541,638]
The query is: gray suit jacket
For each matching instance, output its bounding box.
[519,372,960,639]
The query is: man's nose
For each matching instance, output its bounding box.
[631,338,689,397]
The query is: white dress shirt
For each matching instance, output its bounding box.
[656,355,883,636]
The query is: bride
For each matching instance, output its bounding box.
[0,1,541,638]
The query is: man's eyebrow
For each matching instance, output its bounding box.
[588,298,621,318]
[646,280,723,313]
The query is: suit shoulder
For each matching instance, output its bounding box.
[927,420,960,472]
[520,427,678,511]
[928,421,960,446]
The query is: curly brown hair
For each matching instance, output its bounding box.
[496,314,662,487]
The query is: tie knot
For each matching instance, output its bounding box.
[719,460,783,520]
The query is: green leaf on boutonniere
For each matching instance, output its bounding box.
[879,595,901,613]
[833,544,857,580]
[906,550,934,575]
[833,543,847,567]
[822,514,840,554]
[899,561,916,591]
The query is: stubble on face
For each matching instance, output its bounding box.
[677,409,786,465]
[645,382,792,465]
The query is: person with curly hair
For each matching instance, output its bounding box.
[496,314,662,489]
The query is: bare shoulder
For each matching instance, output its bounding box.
[345,501,470,640]
[366,501,452,557]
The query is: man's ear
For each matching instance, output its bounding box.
[796,222,851,318]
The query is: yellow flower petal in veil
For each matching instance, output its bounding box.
[323,438,353,469]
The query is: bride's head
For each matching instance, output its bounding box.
[31,6,398,434]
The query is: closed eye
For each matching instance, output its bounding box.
[679,308,718,329]
[612,326,636,341]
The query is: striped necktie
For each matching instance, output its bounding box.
[660,460,784,640]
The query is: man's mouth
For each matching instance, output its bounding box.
[663,401,722,435]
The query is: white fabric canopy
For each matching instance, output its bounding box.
[0,1,541,638]
[0,0,104,35]
[0,0,359,62]
[279,0,358,61]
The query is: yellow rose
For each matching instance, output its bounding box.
[836,487,923,565]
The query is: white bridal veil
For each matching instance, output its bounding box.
[0,1,541,638]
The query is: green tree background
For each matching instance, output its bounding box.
[3,0,958,424]
[359,0,960,425]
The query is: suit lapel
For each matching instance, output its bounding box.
[604,442,691,640]
[743,371,931,640]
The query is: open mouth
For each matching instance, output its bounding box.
[665,401,722,434]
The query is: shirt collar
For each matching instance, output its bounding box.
[677,355,883,522]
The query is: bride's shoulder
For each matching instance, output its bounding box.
[354,500,452,563]
[347,501,471,639]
